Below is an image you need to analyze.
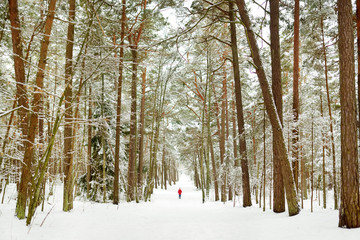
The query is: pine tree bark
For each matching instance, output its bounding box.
[0,100,16,179]
[205,59,211,198]
[113,0,126,205]
[87,85,92,199]
[126,0,146,201]
[8,0,30,219]
[138,67,146,194]
[209,131,219,201]
[300,136,306,207]
[231,92,239,195]
[292,0,300,192]
[200,108,206,203]
[145,91,158,200]
[212,88,224,199]
[27,88,66,225]
[249,108,258,204]
[8,0,28,139]
[250,109,259,204]
[320,0,336,208]
[270,0,285,213]
[263,108,266,212]
[0,4,6,45]
[235,0,300,216]
[145,66,161,201]
[338,0,360,228]
[73,43,86,204]
[320,95,326,209]
[357,0,360,146]
[205,119,211,198]
[101,74,106,203]
[63,0,75,212]
[127,47,138,202]
[162,136,167,190]
[199,71,208,203]
[311,118,314,212]
[220,68,226,202]
[229,0,251,207]
[23,0,57,224]
[207,99,219,199]
[224,72,232,202]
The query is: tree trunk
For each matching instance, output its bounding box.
[138,67,146,195]
[300,133,306,208]
[199,69,208,203]
[209,131,219,201]
[8,0,30,219]
[270,0,285,213]
[320,0,337,210]
[224,72,232,202]
[23,0,57,224]
[194,157,200,189]
[250,108,258,204]
[320,95,326,209]
[229,0,251,207]
[311,117,314,213]
[199,132,205,203]
[113,0,126,205]
[231,89,239,196]
[338,0,360,228]
[357,0,360,153]
[8,0,28,139]
[235,0,300,216]
[205,55,211,199]
[292,0,300,192]
[0,100,16,191]
[126,0,146,199]
[73,43,86,205]
[127,47,138,202]
[263,108,266,212]
[220,69,226,202]
[163,142,167,190]
[205,120,211,199]
[26,89,66,225]
[145,66,161,201]
[145,99,157,200]
[87,85,92,199]
[0,3,7,45]
[101,74,106,203]
[63,0,75,212]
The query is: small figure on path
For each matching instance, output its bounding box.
[178,188,182,199]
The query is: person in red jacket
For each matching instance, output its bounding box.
[178,188,182,199]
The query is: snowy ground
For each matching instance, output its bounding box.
[1,175,359,240]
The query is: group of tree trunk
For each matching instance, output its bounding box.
[1,0,360,229]
[187,0,360,227]
[3,0,181,225]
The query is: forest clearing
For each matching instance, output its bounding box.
[1,0,360,237]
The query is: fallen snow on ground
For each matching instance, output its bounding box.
[1,175,359,240]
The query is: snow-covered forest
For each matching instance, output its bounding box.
[1,0,360,238]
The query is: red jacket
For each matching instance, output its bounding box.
[178,189,182,195]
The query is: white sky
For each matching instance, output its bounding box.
[160,0,194,28]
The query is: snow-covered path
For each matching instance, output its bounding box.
[1,175,360,240]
